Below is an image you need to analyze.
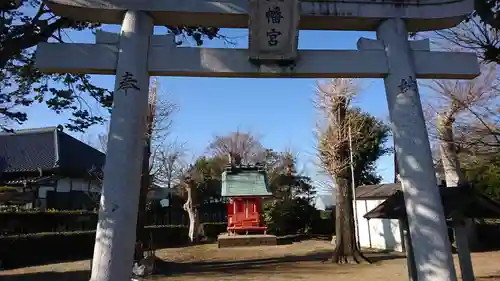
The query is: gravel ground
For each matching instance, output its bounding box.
[1,240,499,281]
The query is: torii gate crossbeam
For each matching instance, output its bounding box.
[36,33,479,79]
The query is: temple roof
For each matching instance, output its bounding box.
[221,165,272,197]
[0,127,105,176]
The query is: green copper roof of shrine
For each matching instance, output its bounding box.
[221,168,272,198]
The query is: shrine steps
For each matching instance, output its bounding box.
[217,234,277,248]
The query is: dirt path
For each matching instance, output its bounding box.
[1,240,499,281]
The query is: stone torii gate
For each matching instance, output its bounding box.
[35,1,480,281]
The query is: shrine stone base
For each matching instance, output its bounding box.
[217,234,277,248]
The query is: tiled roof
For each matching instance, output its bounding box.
[356,183,401,200]
[0,127,104,175]
[221,168,272,197]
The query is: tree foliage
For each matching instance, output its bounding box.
[0,0,219,131]
[428,0,499,64]
[263,197,318,236]
[348,109,391,187]
[262,151,318,236]
[465,154,500,201]
[473,0,500,63]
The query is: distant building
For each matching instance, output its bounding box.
[0,127,105,210]
[355,183,404,252]
[355,182,500,253]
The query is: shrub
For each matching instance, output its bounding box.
[310,209,335,235]
[0,230,96,269]
[145,225,190,248]
[0,186,18,192]
[0,225,189,269]
[476,222,500,250]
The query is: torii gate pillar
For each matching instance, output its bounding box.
[377,18,457,281]
[89,10,153,281]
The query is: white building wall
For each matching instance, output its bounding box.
[53,178,101,193]
[356,199,403,252]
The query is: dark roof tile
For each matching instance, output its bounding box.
[0,127,104,175]
[0,128,57,172]
[57,131,105,173]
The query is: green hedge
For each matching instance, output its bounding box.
[1,209,228,235]
[0,186,18,192]
[0,225,189,269]
[0,210,98,235]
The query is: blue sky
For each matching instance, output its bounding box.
[18,26,397,192]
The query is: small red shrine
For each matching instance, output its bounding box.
[227,197,266,235]
[221,157,272,235]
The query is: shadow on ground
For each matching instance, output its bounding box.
[0,270,90,281]
[477,275,500,280]
[153,249,405,277]
[0,248,405,280]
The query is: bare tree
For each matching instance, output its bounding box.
[315,78,370,264]
[87,165,104,207]
[156,142,188,189]
[181,168,200,243]
[96,81,178,182]
[423,67,500,281]
[97,99,176,152]
[207,130,266,164]
[424,65,499,168]
[97,129,108,153]
[172,155,219,243]
[94,79,178,260]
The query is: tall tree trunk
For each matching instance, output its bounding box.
[437,112,476,281]
[134,79,156,260]
[332,176,369,263]
[437,113,466,187]
[183,186,199,242]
